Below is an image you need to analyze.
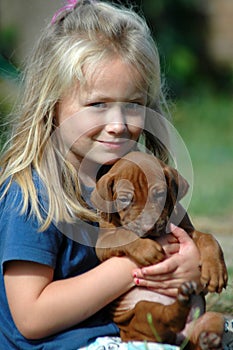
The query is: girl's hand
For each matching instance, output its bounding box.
[132,224,201,297]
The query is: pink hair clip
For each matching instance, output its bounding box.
[51,0,78,24]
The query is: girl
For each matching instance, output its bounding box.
[0,1,204,349]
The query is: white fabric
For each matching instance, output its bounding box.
[79,336,180,350]
[79,320,233,350]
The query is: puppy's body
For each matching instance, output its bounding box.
[91,151,227,349]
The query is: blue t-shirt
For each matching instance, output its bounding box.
[0,173,119,349]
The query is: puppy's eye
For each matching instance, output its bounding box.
[152,190,166,202]
[116,195,132,208]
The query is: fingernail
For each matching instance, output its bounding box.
[135,278,140,285]
[133,272,137,278]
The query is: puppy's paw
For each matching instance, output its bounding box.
[177,281,197,305]
[200,259,228,293]
[127,238,165,266]
[199,331,222,350]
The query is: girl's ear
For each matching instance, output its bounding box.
[163,165,189,204]
[91,174,115,214]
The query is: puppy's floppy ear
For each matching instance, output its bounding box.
[163,165,189,204]
[91,174,115,214]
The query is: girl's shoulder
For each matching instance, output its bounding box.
[0,176,22,205]
[0,170,37,206]
[0,171,64,271]
[0,170,50,231]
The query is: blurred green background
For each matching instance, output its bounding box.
[0,0,233,231]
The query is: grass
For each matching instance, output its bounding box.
[171,93,233,315]
[171,93,233,219]
[206,262,233,314]
[205,235,233,315]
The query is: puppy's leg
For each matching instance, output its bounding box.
[97,228,165,265]
[118,281,196,343]
[186,312,224,350]
[192,230,228,293]
[199,332,222,350]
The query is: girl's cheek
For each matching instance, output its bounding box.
[128,126,142,140]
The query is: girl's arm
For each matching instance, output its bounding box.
[4,256,136,340]
[4,226,201,340]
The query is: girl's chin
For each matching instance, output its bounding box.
[91,154,122,165]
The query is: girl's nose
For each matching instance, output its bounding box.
[105,105,127,134]
[105,104,127,134]
[105,121,127,135]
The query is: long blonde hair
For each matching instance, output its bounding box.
[0,0,169,230]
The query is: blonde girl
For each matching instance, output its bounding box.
[0,1,201,349]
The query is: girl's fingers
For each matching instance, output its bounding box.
[163,242,180,256]
[133,271,174,282]
[134,277,180,288]
[133,257,177,281]
[137,256,178,277]
[156,233,179,254]
[133,277,179,298]
[169,223,193,244]
[165,234,179,244]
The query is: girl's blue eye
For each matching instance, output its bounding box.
[124,102,143,111]
[90,102,107,108]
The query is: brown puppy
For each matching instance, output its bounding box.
[91,151,227,349]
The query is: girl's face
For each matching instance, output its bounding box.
[56,58,147,170]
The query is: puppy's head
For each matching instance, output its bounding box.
[91,158,143,225]
[91,152,189,235]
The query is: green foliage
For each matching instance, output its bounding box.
[207,284,233,314]
[172,93,233,218]
[147,313,162,343]
[0,25,19,78]
[0,25,19,147]
[119,0,233,98]
[0,25,18,56]
[0,55,19,80]
[0,88,12,149]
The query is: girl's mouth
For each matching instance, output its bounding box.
[96,140,128,149]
